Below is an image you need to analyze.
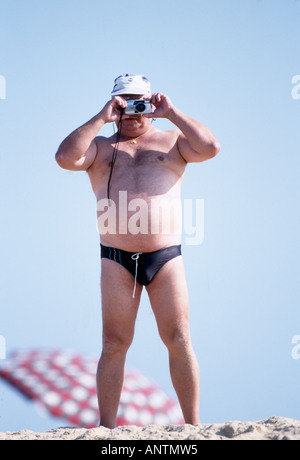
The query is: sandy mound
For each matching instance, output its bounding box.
[1,417,300,440]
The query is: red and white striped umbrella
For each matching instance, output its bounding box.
[0,349,184,427]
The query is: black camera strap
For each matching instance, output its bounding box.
[107,109,124,205]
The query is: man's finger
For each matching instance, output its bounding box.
[112,96,127,108]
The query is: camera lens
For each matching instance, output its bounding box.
[135,102,146,113]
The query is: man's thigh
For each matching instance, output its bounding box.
[145,256,191,344]
[101,259,142,342]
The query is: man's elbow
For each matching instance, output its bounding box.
[55,149,71,170]
[210,140,221,158]
[55,149,64,167]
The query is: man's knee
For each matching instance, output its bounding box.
[159,325,191,351]
[102,331,134,355]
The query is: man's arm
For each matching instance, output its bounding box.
[55,116,102,171]
[147,93,220,163]
[55,97,127,171]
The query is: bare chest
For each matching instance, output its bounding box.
[89,133,186,199]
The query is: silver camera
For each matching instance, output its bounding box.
[124,99,152,115]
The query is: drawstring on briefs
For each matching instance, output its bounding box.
[131,252,142,298]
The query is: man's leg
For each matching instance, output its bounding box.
[97,258,142,428]
[146,256,200,425]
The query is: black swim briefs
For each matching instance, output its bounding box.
[100,244,182,296]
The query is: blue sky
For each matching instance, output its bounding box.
[0,0,299,431]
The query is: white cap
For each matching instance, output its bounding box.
[111,74,151,96]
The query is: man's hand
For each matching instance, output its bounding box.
[145,93,175,119]
[99,96,127,124]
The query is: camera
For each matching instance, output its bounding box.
[124,100,152,115]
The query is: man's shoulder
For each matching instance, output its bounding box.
[157,128,179,135]
[95,134,116,144]
[153,128,180,140]
[94,128,180,145]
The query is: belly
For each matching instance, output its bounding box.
[96,167,183,252]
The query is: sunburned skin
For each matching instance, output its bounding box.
[88,125,187,252]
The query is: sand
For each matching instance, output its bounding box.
[1,416,300,440]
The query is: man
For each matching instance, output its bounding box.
[55,74,220,428]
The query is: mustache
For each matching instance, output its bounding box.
[122,114,142,121]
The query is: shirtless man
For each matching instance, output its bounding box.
[55,74,220,428]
